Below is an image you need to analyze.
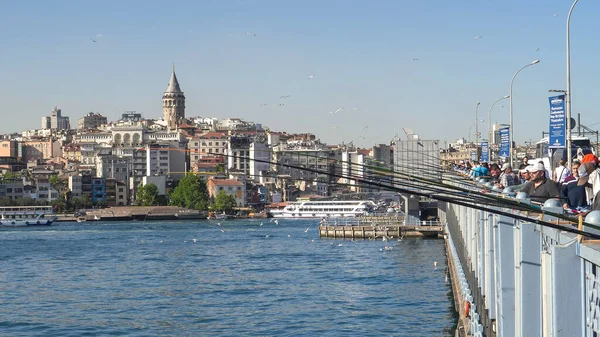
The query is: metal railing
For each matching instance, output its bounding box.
[441,188,600,337]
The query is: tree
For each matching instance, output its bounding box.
[51,196,66,213]
[211,190,236,212]
[136,183,159,206]
[169,175,209,210]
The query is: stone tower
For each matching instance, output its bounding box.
[162,65,186,130]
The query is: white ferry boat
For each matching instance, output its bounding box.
[268,200,376,218]
[0,206,55,227]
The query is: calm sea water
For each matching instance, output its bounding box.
[0,219,456,337]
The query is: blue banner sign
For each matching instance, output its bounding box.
[499,127,510,158]
[480,141,489,163]
[548,95,566,148]
[470,151,477,161]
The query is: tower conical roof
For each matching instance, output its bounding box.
[166,68,182,93]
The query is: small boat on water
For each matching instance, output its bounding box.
[207,212,233,220]
[0,206,55,227]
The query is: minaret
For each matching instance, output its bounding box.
[162,64,186,131]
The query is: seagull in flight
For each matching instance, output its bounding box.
[280,95,291,99]
[278,103,285,106]
[89,37,97,43]
[246,32,257,36]
[536,47,540,51]
[474,36,483,40]
[553,13,558,17]
[412,58,419,61]
[260,104,268,107]
[304,228,309,232]
[308,74,314,79]
[328,108,343,114]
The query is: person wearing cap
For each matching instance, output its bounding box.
[578,161,600,208]
[513,166,534,191]
[496,163,517,189]
[553,159,571,184]
[561,160,588,210]
[521,162,560,203]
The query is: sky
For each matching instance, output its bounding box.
[1,0,600,148]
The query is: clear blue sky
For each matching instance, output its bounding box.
[1,0,599,147]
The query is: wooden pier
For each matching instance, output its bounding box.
[318,224,444,239]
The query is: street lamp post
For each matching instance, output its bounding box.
[509,59,540,167]
[566,0,579,168]
[475,101,481,160]
[488,95,510,146]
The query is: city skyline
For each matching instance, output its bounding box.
[2,0,600,146]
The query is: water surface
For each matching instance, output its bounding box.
[0,219,456,336]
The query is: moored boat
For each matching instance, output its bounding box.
[0,206,55,227]
[268,200,376,218]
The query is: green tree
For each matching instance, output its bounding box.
[169,175,209,210]
[0,197,12,206]
[136,183,159,206]
[49,174,62,190]
[51,196,66,213]
[13,197,36,206]
[211,190,236,212]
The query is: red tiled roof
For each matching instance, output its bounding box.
[195,132,227,139]
[208,179,243,186]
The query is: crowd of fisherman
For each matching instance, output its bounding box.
[453,153,600,214]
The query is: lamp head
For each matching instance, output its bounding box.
[477,101,481,105]
[531,59,540,65]
[503,95,510,99]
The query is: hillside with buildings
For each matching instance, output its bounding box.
[0,67,395,211]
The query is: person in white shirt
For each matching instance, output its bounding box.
[553,159,571,183]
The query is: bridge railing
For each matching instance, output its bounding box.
[440,182,600,337]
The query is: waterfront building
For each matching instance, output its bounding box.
[96,155,131,183]
[69,175,83,198]
[78,112,107,130]
[225,132,270,181]
[188,132,228,162]
[371,144,393,167]
[393,133,441,187]
[207,178,245,207]
[271,139,337,183]
[105,178,116,206]
[91,177,106,204]
[162,66,186,131]
[142,175,167,195]
[0,179,24,200]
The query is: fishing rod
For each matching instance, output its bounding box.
[170,144,595,230]
[205,152,598,231]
